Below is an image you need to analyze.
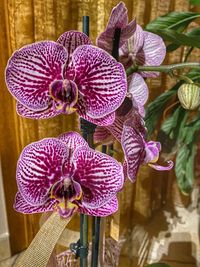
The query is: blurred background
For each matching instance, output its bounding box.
[0,0,199,266]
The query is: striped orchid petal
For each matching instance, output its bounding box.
[57,31,92,66]
[77,100,116,126]
[119,24,144,68]
[72,45,127,119]
[6,41,68,111]
[97,2,136,53]
[94,126,114,145]
[16,101,62,119]
[121,117,145,182]
[128,73,148,117]
[137,31,166,78]
[72,146,123,208]
[78,196,118,217]
[14,192,58,214]
[17,138,69,206]
[58,131,89,150]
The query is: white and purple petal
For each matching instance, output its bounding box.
[17,138,69,206]
[78,196,118,216]
[144,141,161,163]
[57,31,91,66]
[58,131,88,150]
[128,73,148,116]
[148,160,174,171]
[73,146,124,208]
[137,31,166,77]
[97,2,136,53]
[16,101,62,119]
[121,118,145,182]
[14,192,58,214]
[6,41,68,111]
[94,126,114,145]
[72,45,127,119]
[119,24,144,68]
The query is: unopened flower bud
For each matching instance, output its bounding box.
[177,83,200,110]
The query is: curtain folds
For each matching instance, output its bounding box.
[0,0,196,263]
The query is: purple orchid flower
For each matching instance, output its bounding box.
[14,132,124,217]
[119,24,166,78]
[5,31,127,126]
[94,107,173,182]
[97,2,136,54]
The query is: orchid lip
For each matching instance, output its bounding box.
[49,177,82,217]
[49,79,78,114]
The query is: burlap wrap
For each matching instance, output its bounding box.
[15,212,72,267]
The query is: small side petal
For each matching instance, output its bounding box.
[6,41,68,110]
[14,192,58,214]
[94,126,114,145]
[57,31,91,66]
[128,73,148,116]
[121,118,145,182]
[73,147,124,208]
[148,160,174,171]
[16,102,62,119]
[73,45,127,119]
[17,138,69,206]
[137,31,166,77]
[78,196,118,217]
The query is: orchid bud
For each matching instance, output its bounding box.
[177,83,200,110]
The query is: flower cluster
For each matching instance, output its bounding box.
[5,1,173,218]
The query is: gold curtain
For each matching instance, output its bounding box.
[0,0,198,264]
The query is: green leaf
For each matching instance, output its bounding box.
[166,28,200,52]
[145,263,170,267]
[146,12,200,32]
[181,116,200,144]
[190,0,200,5]
[175,144,196,194]
[155,29,200,48]
[145,87,177,135]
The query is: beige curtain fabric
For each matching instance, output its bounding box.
[0,0,199,266]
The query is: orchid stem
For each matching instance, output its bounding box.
[79,16,91,267]
[80,214,88,267]
[91,217,101,267]
[126,62,200,76]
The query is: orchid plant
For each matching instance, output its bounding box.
[6,1,200,266]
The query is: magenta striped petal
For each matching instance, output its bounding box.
[72,147,123,208]
[97,2,136,53]
[128,73,148,116]
[77,104,116,126]
[57,31,91,66]
[148,160,174,171]
[58,131,88,150]
[17,138,69,206]
[6,41,68,110]
[121,119,145,182]
[119,24,144,68]
[72,45,127,118]
[94,126,114,145]
[14,192,58,214]
[137,31,166,78]
[16,101,62,119]
[78,196,118,216]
